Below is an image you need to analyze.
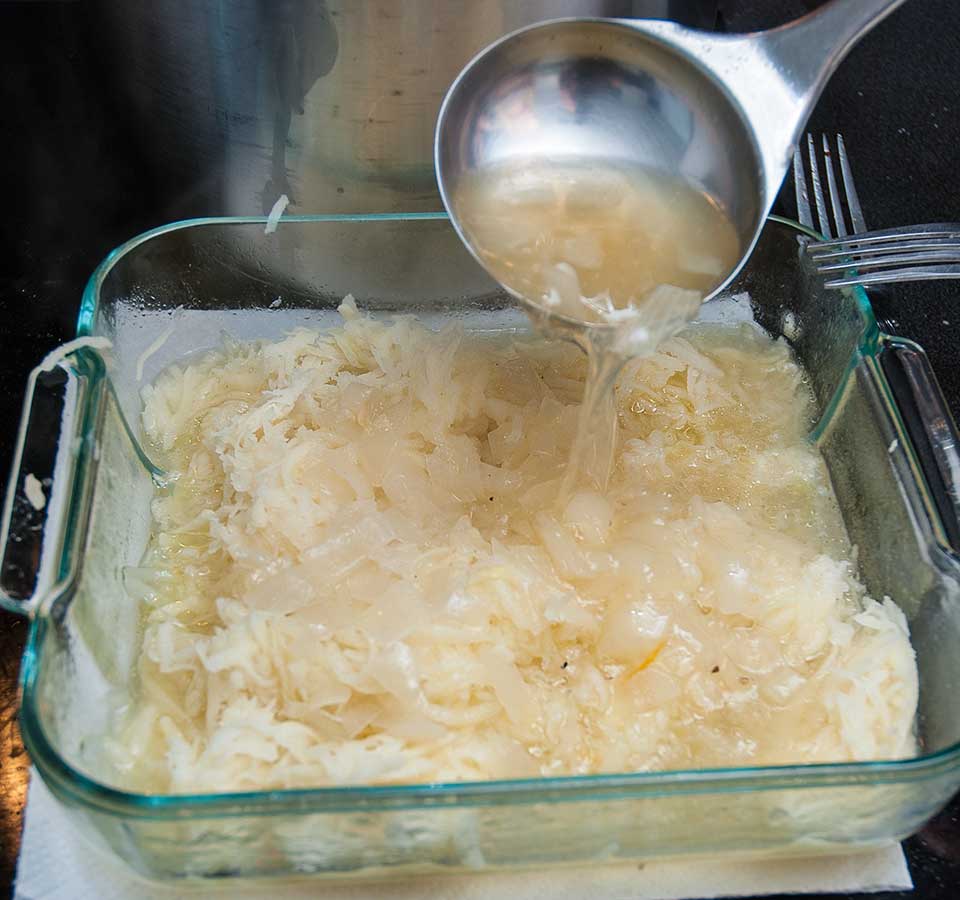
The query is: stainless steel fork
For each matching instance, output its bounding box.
[795,133,960,537]
[794,133,866,240]
[794,133,960,288]
[810,225,960,287]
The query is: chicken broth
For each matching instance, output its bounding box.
[454,162,742,494]
[454,162,740,328]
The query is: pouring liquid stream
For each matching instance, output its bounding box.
[454,162,740,496]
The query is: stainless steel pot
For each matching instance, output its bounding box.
[90,1,717,215]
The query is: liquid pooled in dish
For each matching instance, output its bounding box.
[106,299,918,793]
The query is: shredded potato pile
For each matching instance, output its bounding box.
[109,298,918,793]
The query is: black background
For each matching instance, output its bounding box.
[1,1,959,897]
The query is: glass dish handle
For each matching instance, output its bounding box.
[883,337,960,553]
[0,348,105,618]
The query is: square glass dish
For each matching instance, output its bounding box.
[2,214,960,882]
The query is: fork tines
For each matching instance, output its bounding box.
[793,133,865,240]
[795,133,960,288]
[809,226,960,274]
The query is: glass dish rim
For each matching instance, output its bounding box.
[17,212,960,820]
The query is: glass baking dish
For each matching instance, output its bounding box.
[2,214,960,883]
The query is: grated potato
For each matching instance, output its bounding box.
[107,297,918,793]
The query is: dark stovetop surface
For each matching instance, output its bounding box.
[1,1,959,897]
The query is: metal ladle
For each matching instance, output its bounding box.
[435,0,907,333]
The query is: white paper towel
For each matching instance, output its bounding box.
[15,772,912,900]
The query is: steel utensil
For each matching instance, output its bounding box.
[793,132,900,332]
[793,133,868,239]
[89,1,720,216]
[809,225,960,288]
[436,0,907,330]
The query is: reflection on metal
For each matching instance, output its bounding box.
[264,1,339,206]
[436,0,907,306]
[89,1,717,215]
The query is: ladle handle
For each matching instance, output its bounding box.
[623,0,908,211]
[762,0,908,101]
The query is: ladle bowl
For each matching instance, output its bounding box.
[435,0,907,329]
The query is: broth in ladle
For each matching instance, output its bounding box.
[454,162,740,492]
